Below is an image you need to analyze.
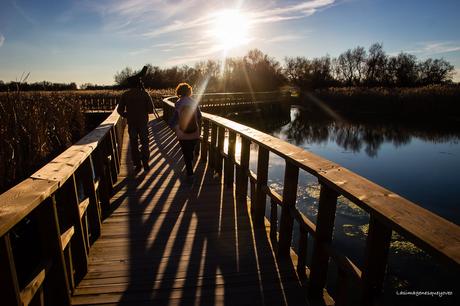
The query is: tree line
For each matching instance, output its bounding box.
[0,80,78,92]
[0,43,455,92]
[115,43,455,91]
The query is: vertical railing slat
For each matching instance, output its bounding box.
[254,146,269,225]
[201,120,210,163]
[270,199,278,239]
[0,233,21,306]
[308,183,338,299]
[36,197,71,305]
[209,123,218,170]
[216,125,225,175]
[278,161,299,258]
[236,137,250,202]
[361,215,392,305]
[224,130,236,187]
[297,230,308,279]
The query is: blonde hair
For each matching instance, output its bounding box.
[175,82,192,97]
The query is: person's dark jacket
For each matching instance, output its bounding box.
[117,88,154,125]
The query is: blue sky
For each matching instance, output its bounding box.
[0,0,459,85]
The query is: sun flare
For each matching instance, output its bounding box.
[211,9,250,50]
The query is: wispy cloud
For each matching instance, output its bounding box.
[405,41,460,56]
[263,34,304,43]
[249,0,335,24]
[11,0,37,25]
[88,0,336,65]
[0,34,4,47]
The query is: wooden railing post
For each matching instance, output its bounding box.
[103,136,116,191]
[57,175,89,284]
[209,123,218,170]
[36,196,71,305]
[254,146,269,225]
[216,126,225,175]
[270,199,278,239]
[361,215,392,305]
[0,234,21,306]
[236,137,250,202]
[278,161,299,258]
[80,158,101,244]
[308,183,338,299]
[224,131,236,187]
[109,128,120,176]
[93,148,110,213]
[297,231,308,279]
[201,120,210,163]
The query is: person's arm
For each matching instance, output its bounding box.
[117,94,127,118]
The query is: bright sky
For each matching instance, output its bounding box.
[0,0,459,85]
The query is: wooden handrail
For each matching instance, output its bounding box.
[0,108,125,305]
[162,95,460,305]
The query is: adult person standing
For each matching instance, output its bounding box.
[170,83,202,182]
[117,74,154,173]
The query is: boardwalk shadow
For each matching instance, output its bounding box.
[74,117,307,306]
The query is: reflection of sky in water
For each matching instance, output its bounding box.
[268,108,460,225]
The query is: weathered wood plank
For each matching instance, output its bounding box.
[0,179,58,237]
[61,226,75,251]
[20,268,46,306]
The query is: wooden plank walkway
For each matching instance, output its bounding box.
[72,116,308,306]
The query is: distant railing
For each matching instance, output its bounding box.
[79,91,291,112]
[163,96,460,306]
[80,97,119,112]
[0,110,125,305]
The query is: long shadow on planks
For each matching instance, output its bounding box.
[72,117,308,306]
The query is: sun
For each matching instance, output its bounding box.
[211,9,250,50]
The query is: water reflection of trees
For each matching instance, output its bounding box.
[284,107,460,157]
[232,106,460,158]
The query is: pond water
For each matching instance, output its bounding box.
[226,105,460,305]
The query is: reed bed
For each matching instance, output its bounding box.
[307,85,460,118]
[0,91,85,192]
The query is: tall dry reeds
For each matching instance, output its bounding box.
[306,85,460,118]
[0,91,85,192]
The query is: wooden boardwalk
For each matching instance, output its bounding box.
[72,116,308,306]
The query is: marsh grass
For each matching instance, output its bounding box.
[0,91,85,192]
[305,85,460,118]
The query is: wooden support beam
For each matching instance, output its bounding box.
[209,123,218,170]
[93,147,111,213]
[20,268,46,306]
[201,120,210,163]
[278,161,299,258]
[216,126,225,175]
[254,147,269,226]
[308,184,338,299]
[78,198,90,219]
[35,197,71,306]
[63,175,89,283]
[60,226,75,251]
[224,130,236,187]
[0,234,21,306]
[361,215,392,305]
[270,199,278,239]
[80,158,102,244]
[297,231,308,280]
[236,137,250,202]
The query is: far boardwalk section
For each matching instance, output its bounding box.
[72,116,307,305]
[0,92,459,306]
